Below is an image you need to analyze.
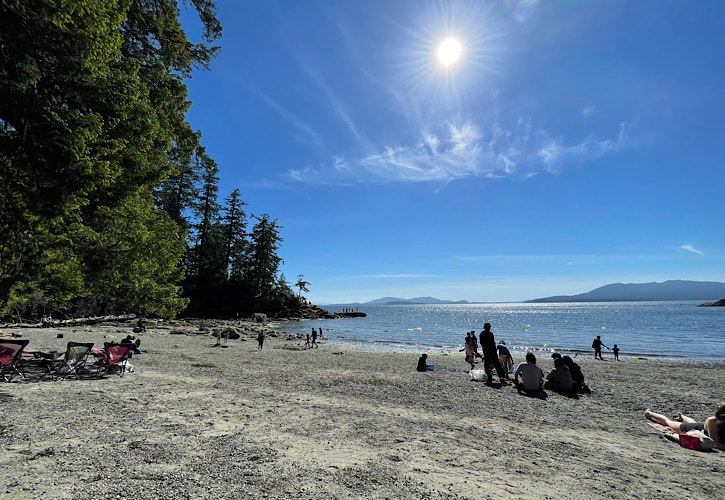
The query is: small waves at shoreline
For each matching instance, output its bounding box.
[278,302,725,362]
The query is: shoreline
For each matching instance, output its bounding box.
[2,323,724,499]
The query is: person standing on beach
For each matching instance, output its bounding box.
[613,344,620,361]
[257,330,265,350]
[311,327,318,348]
[592,335,607,360]
[497,341,514,373]
[479,323,509,384]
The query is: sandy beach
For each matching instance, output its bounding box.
[1,320,724,499]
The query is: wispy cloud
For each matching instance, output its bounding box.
[256,90,322,146]
[284,119,629,184]
[680,244,704,255]
[297,60,370,148]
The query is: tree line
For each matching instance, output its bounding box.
[0,0,304,321]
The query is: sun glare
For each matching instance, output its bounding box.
[438,37,462,66]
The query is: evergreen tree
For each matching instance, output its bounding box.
[221,189,248,280]
[243,214,285,308]
[0,0,221,317]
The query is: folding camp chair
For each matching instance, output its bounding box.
[45,342,94,380]
[96,342,132,377]
[0,339,30,382]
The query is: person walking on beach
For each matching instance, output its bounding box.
[470,331,483,360]
[592,335,607,360]
[479,323,509,384]
[311,327,318,348]
[461,336,476,371]
[257,330,265,350]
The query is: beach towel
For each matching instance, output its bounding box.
[647,423,715,451]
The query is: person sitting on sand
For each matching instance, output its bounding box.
[561,355,590,393]
[645,403,725,451]
[543,357,573,392]
[514,352,544,392]
[417,353,429,372]
[121,335,141,354]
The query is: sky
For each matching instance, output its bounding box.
[181,0,725,304]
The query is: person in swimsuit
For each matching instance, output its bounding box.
[645,403,725,451]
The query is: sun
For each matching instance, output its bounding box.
[437,37,462,66]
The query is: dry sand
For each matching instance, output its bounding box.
[1,321,724,499]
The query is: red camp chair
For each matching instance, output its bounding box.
[96,342,132,377]
[0,339,30,382]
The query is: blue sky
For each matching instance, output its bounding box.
[182,0,725,304]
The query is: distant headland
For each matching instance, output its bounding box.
[331,280,725,306]
[526,280,725,303]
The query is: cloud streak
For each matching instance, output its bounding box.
[680,244,703,255]
[255,90,323,147]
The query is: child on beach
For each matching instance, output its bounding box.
[460,336,476,371]
[613,344,620,360]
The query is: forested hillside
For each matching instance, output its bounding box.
[0,1,302,321]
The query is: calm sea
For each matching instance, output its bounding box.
[277,302,725,361]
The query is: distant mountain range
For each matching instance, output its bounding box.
[346,280,725,305]
[526,280,725,303]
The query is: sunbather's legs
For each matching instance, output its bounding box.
[645,409,683,433]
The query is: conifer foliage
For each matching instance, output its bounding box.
[0,1,299,320]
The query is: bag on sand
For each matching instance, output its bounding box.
[679,430,715,451]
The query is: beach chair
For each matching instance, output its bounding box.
[0,339,30,382]
[96,342,132,377]
[45,341,94,380]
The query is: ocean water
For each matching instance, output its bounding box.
[277,302,725,361]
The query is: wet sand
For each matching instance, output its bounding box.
[1,321,724,499]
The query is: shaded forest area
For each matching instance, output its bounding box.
[0,1,305,321]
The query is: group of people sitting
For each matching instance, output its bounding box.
[513,352,590,394]
[417,347,591,395]
[40,315,55,328]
